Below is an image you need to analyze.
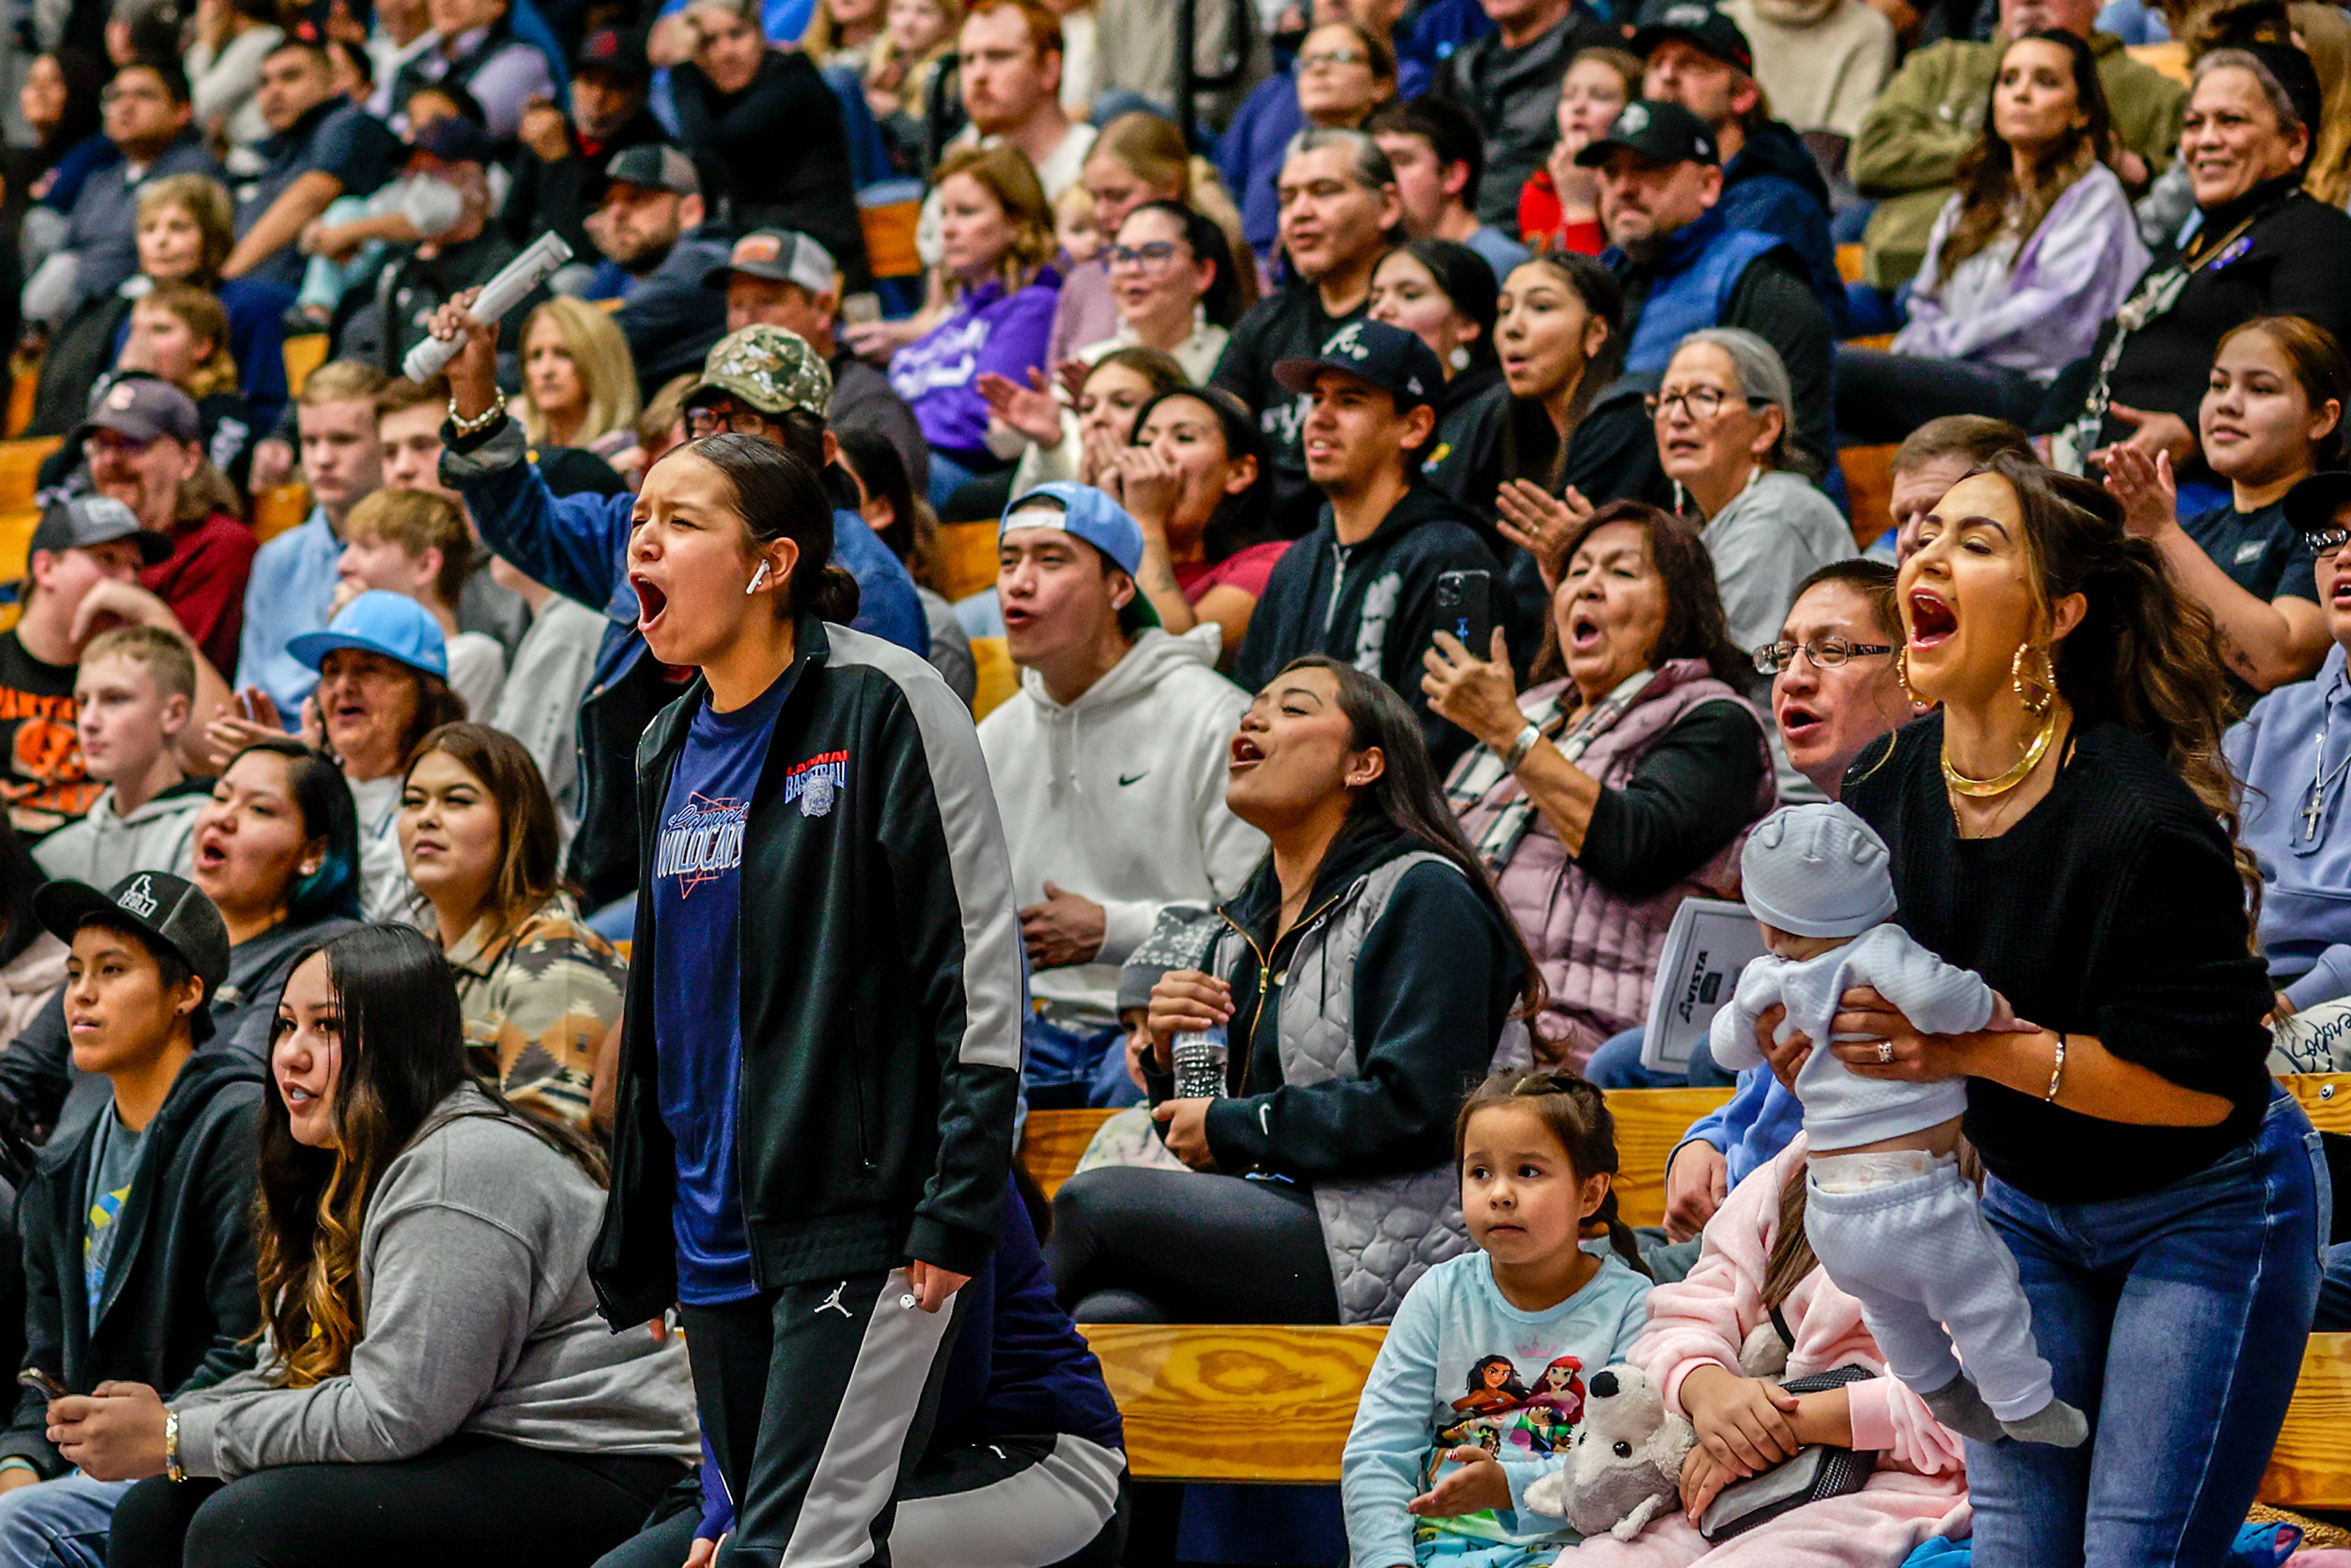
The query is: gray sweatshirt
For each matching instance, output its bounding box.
[172,1086,699,1479]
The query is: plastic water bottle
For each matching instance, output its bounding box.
[1170,1025,1229,1100]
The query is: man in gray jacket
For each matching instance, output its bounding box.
[34,627,208,887]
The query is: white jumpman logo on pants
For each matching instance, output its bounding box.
[815,1281,851,1318]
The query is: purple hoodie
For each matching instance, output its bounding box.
[889,266,1062,460]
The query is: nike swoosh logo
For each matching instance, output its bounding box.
[1119,771,1149,786]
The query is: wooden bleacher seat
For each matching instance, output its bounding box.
[2285,1071,2351,1135]
[5,354,37,439]
[971,635,1018,719]
[1078,1322,1381,1482]
[934,519,997,603]
[283,334,329,399]
[1840,443,1897,548]
[2265,1332,2351,1509]
[0,436,62,514]
[253,483,311,542]
[1018,1087,1731,1224]
[1835,242,1864,285]
[2128,39,2191,84]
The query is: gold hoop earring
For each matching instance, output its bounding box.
[1895,646,1925,707]
[2011,643,2055,717]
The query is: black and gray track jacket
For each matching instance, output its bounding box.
[591,615,1025,1327]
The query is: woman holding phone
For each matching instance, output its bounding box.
[1423,501,1774,1070]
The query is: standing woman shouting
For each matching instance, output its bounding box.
[1822,452,2320,1562]
[593,433,1026,1564]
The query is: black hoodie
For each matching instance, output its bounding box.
[1232,485,1502,773]
[1720,118,1848,333]
[0,1049,261,1477]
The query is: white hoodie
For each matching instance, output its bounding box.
[980,624,1267,1027]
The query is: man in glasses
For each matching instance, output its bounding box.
[24,57,217,336]
[1580,98,1834,471]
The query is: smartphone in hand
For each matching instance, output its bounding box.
[1434,569,1493,658]
[16,1368,64,1402]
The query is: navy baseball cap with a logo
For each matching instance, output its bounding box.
[1576,99,1719,167]
[36,872,231,1042]
[1631,0,1755,72]
[1271,319,1444,415]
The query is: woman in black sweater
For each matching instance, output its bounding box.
[667,0,872,291]
[1801,452,2320,1564]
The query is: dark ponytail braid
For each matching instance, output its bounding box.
[1454,1067,1652,1280]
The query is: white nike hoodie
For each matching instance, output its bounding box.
[979,623,1267,1026]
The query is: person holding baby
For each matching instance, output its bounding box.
[1742,451,2322,1564]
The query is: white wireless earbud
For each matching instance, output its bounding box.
[746,561,771,595]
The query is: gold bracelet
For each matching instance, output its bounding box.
[2044,1032,2068,1103]
[164,1409,184,1482]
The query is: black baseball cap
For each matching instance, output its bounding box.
[28,493,171,568]
[411,113,493,167]
[1632,0,1754,72]
[2285,471,2351,536]
[1272,319,1444,414]
[1575,99,1719,168]
[606,143,700,196]
[35,872,231,1043]
[574,25,649,80]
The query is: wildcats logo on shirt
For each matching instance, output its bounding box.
[654,793,748,895]
[784,750,848,818]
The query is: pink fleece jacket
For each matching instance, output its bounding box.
[1557,1138,1971,1567]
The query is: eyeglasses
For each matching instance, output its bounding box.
[1103,240,1185,272]
[1297,47,1368,71]
[1645,387,1768,421]
[684,404,773,437]
[101,83,168,105]
[2310,525,2351,560]
[1751,639,1895,674]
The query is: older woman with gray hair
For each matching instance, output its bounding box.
[1652,326,1856,686]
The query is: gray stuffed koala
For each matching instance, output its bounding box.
[1521,1364,1696,1541]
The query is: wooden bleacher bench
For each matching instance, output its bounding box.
[1840,443,1896,548]
[1079,1322,1381,1482]
[970,635,1018,719]
[934,519,997,602]
[1835,242,1864,285]
[1019,1087,1733,1225]
[282,333,329,399]
[253,482,311,542]
[1053,1080,2351,1499]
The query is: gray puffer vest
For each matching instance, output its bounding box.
[1202,852,1531,1324]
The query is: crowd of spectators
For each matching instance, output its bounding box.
[0,0,2347,1559]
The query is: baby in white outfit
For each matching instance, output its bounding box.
[1710,802,2087,1448]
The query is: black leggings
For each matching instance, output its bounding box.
[1044,1167,1340,1324]
[105,1432,686,1568]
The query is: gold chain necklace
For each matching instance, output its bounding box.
[1942,708,2060,797]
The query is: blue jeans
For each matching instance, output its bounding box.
[1021,1013,1141,1108]
[0,1471,135,1568]
[1583,1026,1735,1089]
[1967,1088,2327,1567]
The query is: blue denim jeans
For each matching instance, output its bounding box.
[0,1471,135,1568]
[1021,1013,1141,1108]
[1582,1026,1736,1089]
[1967,1087,2327,1567]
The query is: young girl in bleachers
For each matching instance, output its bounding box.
[1341,1070,1653,1568]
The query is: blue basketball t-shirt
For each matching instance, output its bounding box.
[653,668,795,1304]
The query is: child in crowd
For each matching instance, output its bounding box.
[864,0,962,165]
[33,626,208,886]
[332,489,508,719]
[1055,184,1103,269]
[1709,802,2087,1448]
[1342,1070,1653,1567]
[0,872,260,1563]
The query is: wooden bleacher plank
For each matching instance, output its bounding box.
[0,437,61,515]
[2128,39,2190,84]
[1020,1107,1119,1198]
[934,519,997,602]
[1835,242,1864,285]
[0,509,39,585]
[971,635,1018,719]
[6,354,37,438]
[253,483,311,542]
[282,334,329,399]
[2284,1073,2351,1136]
[1840,443,1897,548]
[1079,1322,1384,1482]
[1607,1086,1734,1228]
[2262,1332,2351,1509]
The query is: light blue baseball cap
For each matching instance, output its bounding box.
[286,591,450,679]
[998,482,1160,628]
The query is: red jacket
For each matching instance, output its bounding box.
[142,511,257,677]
